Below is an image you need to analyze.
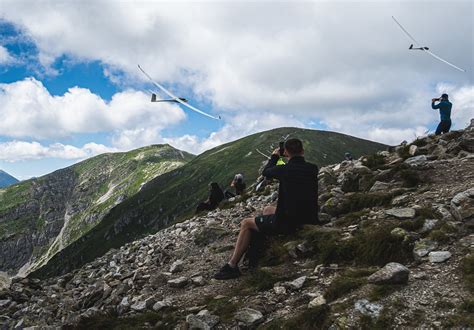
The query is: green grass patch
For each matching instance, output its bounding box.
[461,254,474,293]
[240,268,289,293]
[324,276,366,302]
[397,145,411,159]
[362,153,386,170]
[398,217,425,231]
[203,296,240,322]
[368,284,403,301]
[399,169,421,187]
[428,229,449,243]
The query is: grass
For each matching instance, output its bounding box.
[397,145,411,159]
[261,305,330,330]
[203,296,240,322]
[461,254,474,293]
[399,169,421,187]
[324,191,402,217]
[362,153,386,170]
[359,310,394,330]
[240,268,289,293]
[324,275,366,302]
[368,284,403,301]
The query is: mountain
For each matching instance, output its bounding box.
[2,121,473,328]
[0,170,19,188]
[0,145,194,276]
[30,127,387,278]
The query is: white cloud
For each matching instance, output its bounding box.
[0,77,186,139]
[0,140,117,162]
[0,1,472,156]
[0,45,13,64]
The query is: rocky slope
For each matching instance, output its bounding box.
[0,170,18,189]
[30,127,386,279]
[1,121,473,328]
[0,145,193,277]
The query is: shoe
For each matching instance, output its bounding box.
[213,263,241,280]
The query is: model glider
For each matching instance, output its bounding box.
[392,16,466,72]
[138,64,221,120]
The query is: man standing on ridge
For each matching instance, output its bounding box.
[432,93,452,135]
[214,138,319,280]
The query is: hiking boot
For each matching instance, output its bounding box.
[213,263,241,280]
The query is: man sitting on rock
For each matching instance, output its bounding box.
[214,138,319,280]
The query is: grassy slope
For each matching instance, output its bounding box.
[31,127,387,278]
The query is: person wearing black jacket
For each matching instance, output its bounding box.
[214,138,319,280]
[196,182,225,213]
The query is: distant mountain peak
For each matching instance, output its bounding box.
[0,170,19,188]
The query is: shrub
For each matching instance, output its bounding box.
[461,254,474,293]
[262,305,330,330]
[362,153,386,170]
[300,227,355,264]
[397,145,411,159]
[400,169,421,187]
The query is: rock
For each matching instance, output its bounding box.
[385,208,416,219]
[286,276,306,290]
[368,262,409,285]
[408,145,418,156]
[117,297,130,315]
[168,276,188,288]
[308,294,326,308]
[170,259,184,273]
[404,155,427,166]
[186,310,220,330]
[191,276,206,286]
[0,299,11,308]
[369,181,392,192]
[451,188,474,221]
[419,219,438,234]
[131,297,155,312]
[354,299,383,318]
[390,227,408,239]
[234,308,264,326]
[413,240,438,259]
[273,286,287,295]
[428,251,452,263]
[153,300,171,311]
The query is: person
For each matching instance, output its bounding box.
[432,94,452,135]
[214,138,319,280]
[344,152,353,161]
[196,182,224,213]
[224,174,246,199]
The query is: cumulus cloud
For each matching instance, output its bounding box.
[0,77,186,139]
[0,140,117,162]
[0,1,472,158]
[0,45,13,64]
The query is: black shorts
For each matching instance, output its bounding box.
[254,214,296,235]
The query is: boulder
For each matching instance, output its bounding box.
[404,155,427,166]
[369,181,392,193]
[355,299,383,318]
[367,262,409,285]
[286,276,306,290]
[153,300,172,311]
[408,145,418,156]
[169,259,184,274]
[234,308,264,326]
[186,310,220,330]
[385,208,416,219]
[390,227,408,239]
[413,239,438,260]
[308,294,326,308]
[168,277,188,288]
[428,251,452,263]
[419,219,438,234]
[451,188,474,222]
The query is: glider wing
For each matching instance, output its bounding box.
[392,16,421,46]
[424,49,466,72]
[138,64,221,120]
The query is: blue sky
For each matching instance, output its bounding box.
[0,1,472,180]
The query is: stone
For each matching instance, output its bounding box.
[286,276,306,290]
[234,308,264,326]
[413,240,438,259]
[186,310,220,330]
[191,276,206,286]
[419,219,438,234]
[428,251,452,263]
[354,299,383,318]
[273,286,287,295]
[0,299,11,308]
[408,145,418,156]
[131,297,155,312]
[404,155,427,166]
[369,181,392,192]
[170,259,184,273]
[390,227,408,239]
[117,297,130,315]
[308,294,326,308]
[451,188,474,221]
[168,276,188,288]
[153,300,171,311]
[385,208,416,219]
[368,262,409,285]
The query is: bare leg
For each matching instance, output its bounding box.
[263,205,276,216]
[228,218,259,267]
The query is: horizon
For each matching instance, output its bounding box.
[1,1,472,180]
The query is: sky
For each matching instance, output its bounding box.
[0,0,473,180]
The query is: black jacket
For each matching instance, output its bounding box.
[262,155,319,227]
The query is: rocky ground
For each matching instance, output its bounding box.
[0,121,473,329]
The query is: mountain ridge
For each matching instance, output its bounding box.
[0,170,19,189]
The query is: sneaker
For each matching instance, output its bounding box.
[213,263,241,280]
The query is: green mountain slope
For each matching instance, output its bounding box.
[0,145,193,275]
[31,127,387,278]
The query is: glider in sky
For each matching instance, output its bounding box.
[138,64,221,120]
[392,16,466,72]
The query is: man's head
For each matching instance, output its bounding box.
[441,93,449,100]
[284,138,304,158]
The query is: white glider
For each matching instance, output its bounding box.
[138,64,221,120]
[392,16,466,72]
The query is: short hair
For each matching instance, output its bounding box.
[284,138,304,156]
[441,93,449,99]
